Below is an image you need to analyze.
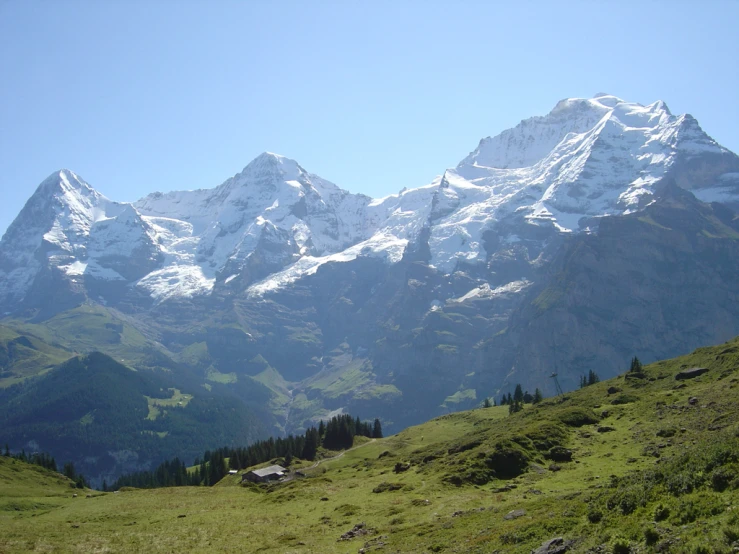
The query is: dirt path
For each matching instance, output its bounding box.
[303,439,377,472]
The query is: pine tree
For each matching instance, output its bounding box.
[508,401,522,414]
[588,370,600,385]
[372,418,383,439]
[318,420,325,437]
[302,427,319,461]
[533,388,543,404]
[629,356,643,373]
[514,384,524,404]
[483,397,492,408]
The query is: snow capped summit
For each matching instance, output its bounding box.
[0,169,161,306]
[458,94,623,171]
[2,94,738,308]
[240,151,305,181]
[132,152,381,301]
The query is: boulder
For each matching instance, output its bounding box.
[548,446,573,462]
[675,367,709,380]
[504,509,526,520]
[532,537,575,554]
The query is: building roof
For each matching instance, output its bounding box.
[249,464,286,478]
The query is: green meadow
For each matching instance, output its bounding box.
[3,337,739,553]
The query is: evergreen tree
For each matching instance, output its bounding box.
[318,420,325,437]
[483,397,492,408]
[199,460,207,485]
[587,370,600,385]
[533,388,543,404]
[372,418,383,439]
[302,427,320,461]
[3,444,9,457]
[523,391,533,404]
[513,384,524,404]
[500,394,507,406]
[63,462,76,481]
[629,356,643,373]
[507,392,513,405]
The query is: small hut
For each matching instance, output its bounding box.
[242,464,286,484]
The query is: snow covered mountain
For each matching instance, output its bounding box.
[0,169,161,310]
[2,93,737,310]
[5,92,739,461]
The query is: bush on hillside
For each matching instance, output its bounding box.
[611,394,639,405]
[484,441,529,478]
[523,422,568,451]
[557,407,600,427]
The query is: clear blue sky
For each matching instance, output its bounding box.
[1,0,738,237]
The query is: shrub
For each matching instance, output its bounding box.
[644,527,660,546]
[372,482,404,493]
[723,527,739,543]
[653,503,670,521]
[524,422,568,450]
[673,494,724,524]
[548,446,573,462]
[557,407,600,427]
[611,537,631,554]
[334,503,360,516]
[606,484,648,515]
[611,394,639,405]
[587,508,603,523]
[711,467,734,492]
[484,441,529,478]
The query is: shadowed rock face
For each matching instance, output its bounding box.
[491,185,739,394]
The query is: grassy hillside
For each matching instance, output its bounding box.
[2,337,739,552]
[0,324,72,387]
[0,352,264,486]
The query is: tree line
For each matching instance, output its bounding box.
[488,384,544,414]
[579,370,600,389]
[111,414,382,490]
[2,444,89,488]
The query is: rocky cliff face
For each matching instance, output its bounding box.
[2,93,739,435]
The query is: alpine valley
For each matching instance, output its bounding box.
[3,93,739,484]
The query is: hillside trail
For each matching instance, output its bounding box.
[303,439,376,472]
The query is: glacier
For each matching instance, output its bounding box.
[2,93,738,307]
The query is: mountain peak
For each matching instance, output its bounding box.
[242,152,304,181]
[30,169,106,208]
